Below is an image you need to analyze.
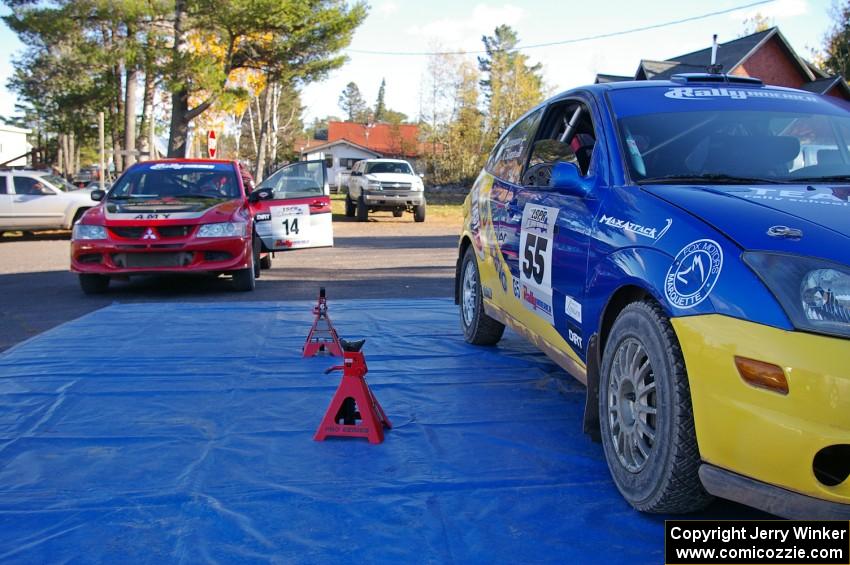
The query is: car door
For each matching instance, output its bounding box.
[10,175,64,228]
[251,160,333,251]
[472,108,544,312]
[515,95,607,362]
[0,175,14,228]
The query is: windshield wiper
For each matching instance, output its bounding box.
[788,175,850,184]
[637,174,786,185]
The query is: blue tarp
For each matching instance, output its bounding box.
[0,299,754,563]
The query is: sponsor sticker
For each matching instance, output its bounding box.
[665,239,723,309]
[599,214,672,241]
[521,283,554,325]
[255,212,271,222]
[742,187,849,207]
[565,296,582,324]
[149,163,217,170]
[567,326,583,350]
[664,88,818,103]
[258,204,312,249]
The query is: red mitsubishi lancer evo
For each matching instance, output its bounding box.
[71,159,332,294]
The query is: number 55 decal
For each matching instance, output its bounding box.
[518,204,558,325]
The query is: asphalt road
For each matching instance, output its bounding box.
[0,213,461,352]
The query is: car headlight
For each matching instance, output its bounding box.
[197,222,247,238]
[412,178,424,191]
[744,252,850,338]
[72,224,107,240]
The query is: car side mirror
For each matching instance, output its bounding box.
[418,173,425,179]
[249,189,273,203]
[550,161,591,197]
[91,189,105,202]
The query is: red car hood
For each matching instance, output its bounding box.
[93,197,245,223]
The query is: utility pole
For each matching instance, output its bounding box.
[98,112,105,190]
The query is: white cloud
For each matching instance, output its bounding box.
[376,1,399,17]
[730,0,808,21]
[407,3,525,52]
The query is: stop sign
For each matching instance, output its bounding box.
[207,130,217,158]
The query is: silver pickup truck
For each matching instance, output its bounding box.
[344,158,426,222]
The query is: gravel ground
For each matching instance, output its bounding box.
[0,211,463,352]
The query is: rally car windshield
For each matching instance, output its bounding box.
[615,96,850,184]
[108,163,240,201]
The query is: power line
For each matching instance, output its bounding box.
[346,0,775,56]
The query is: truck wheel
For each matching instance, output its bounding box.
[392,209,403,218]
[459,246,505,345]
[260,254,272,269]
[345,195,356,218]
[232,251,256,292]
[599,300,713,513]
[79,274,109,295]
[413,204,426,223]
[356,196,368,222]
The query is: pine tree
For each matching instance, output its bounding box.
[338,82,369,122]
[824,1,850,79]
[374,78,387,121]
[477,25,544,144]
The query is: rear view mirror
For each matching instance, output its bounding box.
[91,189,105,202]
[550,161,591,198]
[249,189,273,203]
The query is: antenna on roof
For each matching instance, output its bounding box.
[708,34,722,74]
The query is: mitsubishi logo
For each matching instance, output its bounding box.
[142,228,157,240]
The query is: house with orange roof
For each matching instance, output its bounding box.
[300,121,422,191]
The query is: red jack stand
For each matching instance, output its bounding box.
[303,287,343,357]
[314,342,392,444]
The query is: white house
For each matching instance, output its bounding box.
[301,139,381,192]
[0,125,32,167]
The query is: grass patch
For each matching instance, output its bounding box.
[330,191,465,222]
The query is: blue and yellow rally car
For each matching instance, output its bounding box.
[455,74,850,518]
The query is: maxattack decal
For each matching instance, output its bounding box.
[519,204,559,324]
[599,214,672,241]
[665,239,723,309]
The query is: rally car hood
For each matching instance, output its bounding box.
[101,197,242,222]
[641,184,850,264]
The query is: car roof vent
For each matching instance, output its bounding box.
[671,73,764,86]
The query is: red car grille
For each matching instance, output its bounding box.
[109,226,194,239]
[112,252,195,268]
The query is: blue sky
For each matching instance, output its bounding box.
[0,0,838,123]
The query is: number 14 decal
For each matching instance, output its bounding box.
[282,217,299,235]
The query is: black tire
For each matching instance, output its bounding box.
[260,254,272,269]
[459,246,505,345]
[232,251,256,292]
[344,195,356,217]
[356,196,368,222]
[413,204,426,223]
[392,209,403,218]
[79,273,109,295]
[252,236,262,278]
[599,300,713,514]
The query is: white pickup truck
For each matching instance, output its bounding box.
[344,159,426,222]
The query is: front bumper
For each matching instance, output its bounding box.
[363,190,425,207]
[71,235,252,275]
[673,314,850,513]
